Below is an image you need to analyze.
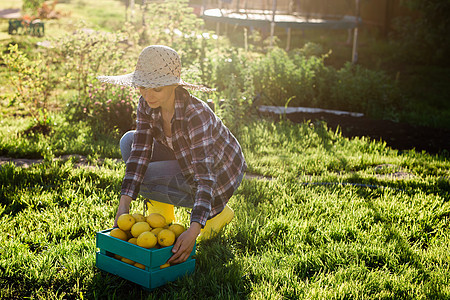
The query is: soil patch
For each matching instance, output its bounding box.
[284,112,450,155]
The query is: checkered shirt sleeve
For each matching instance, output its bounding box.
[120,97,153,199]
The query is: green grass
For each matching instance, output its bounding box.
[1,0,449,298]
[0,115,121,159]
[1,120,449,299]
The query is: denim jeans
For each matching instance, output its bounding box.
[120,131,195,208]
[120,131,244,210]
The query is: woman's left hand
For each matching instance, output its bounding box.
[168,222,201,264]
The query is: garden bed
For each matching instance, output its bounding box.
[259,106,450,155]
[285,111,450,155]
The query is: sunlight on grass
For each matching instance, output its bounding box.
[0,1,21,10]
[1,119,449,298]
[57,0,128,31]
[0,0,449,298]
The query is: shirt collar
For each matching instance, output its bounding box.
[141,95,161,124]
[174,87,189,121]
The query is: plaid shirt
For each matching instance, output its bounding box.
[121,87,247,226]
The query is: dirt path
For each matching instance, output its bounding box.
[0,155,121,169]
[1,113,448,170]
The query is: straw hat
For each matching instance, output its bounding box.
[97,45,213,92]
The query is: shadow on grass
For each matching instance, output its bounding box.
[363,198,449,299]
[85,235,251,299]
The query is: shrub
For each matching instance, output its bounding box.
[331,63,403,119]
[142,0,205,66]
[51,28,134,100]
[1,44,58,132]
[65,83,138,136]
[250,46,332,108]
[245,44,402,120]
[210,48,251,95]
[22,0,45,15]
[391,0,450,65]
[207,48,256,136]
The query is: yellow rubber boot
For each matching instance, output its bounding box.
[145,199,175,225]
[198,205,234,241]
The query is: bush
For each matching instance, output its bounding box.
[1,44,58,132]
[246,44,402,120]
[51,28,135,100]
[142,0,205,65]
[391,0,450,65]
[65,83,138,136]
[250,46,333,108]
[331,63,403,119]
[22,0,45,15]
[193,47,256,137]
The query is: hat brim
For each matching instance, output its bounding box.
[97,72,215,92]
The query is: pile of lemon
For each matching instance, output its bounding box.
[110,212,186,269]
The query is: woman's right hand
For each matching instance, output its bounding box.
[113,195,133,227]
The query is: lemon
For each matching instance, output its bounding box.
[160,263,170,269]
[110,228,128,241]
[131,221,151,237]
[132,213,146,223]
[117,214,136,231]
[134,262,146,270]
[157,229,176,247]
[114,254,123,260]
[168,223,185,239]
[151,227,164,236]
[136,231,157,248]
[128,237,137,245]
[121,257,135,265]
[146,213,167,228]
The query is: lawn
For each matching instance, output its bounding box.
[1,120,449,299]
[1,0,449,299]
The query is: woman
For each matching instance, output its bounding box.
[97,45,247,264]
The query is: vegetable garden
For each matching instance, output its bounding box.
[0,0,449,298]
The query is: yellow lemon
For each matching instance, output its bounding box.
[114,254,123,260]
[136,231,157,249]
[117,214,136,231]
[151,227,164,236]
[134,262,146,270]
[160,263,170,269]
[132,213,146,223]
[157,229,175,247]
[168,223,185,239]
[121,257,135,265]
[128,237,137,245]
[131,221,151,237]
[146,213,167,228]
[110,228,127,241]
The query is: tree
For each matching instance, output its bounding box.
[393,0,450,64]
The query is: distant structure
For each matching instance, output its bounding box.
[201,0,361,61]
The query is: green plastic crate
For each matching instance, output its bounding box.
[96,228,195,290]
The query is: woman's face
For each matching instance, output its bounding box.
[139,85,177,109]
